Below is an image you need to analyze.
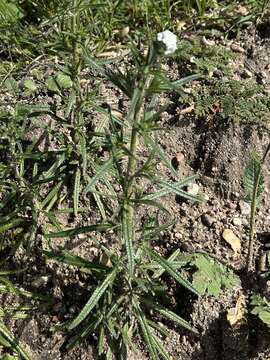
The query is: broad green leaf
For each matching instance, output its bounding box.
[56,72,73,89]
[0,0,24,25]
[182,253,240,296]
[251,294,270,327]
[69,268,118,330]
[24,79,37,92]
[258,310,270,326]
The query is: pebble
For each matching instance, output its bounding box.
[230,43,245,53]
[232,217,242,226]
[187,183,199,196]
[242,68,253,78]
[31,276,50,288]
[201,213,215,227]
[239,200,251,216]
[222,229,241,253]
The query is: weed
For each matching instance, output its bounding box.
[44,35,203,358]
[194,79,270,125]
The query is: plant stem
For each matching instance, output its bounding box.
[121,70,149,274]
[247,143,270,272]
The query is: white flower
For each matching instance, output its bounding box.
[157,30,177,55]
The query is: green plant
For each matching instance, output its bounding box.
[179,252,240,296]
[45,36,202,358]
[194,79,270,124]
[250,293,270,326]
[243,145,270,271]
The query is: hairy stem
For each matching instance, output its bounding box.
[121,70,149,275]
[247,143,270,272]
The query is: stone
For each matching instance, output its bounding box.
[242,68,252,78]
[222,229,241,253]
[187,183,199,196]
[230,43,245,53]
[201,213,214,227]
[239,200,251,216]
[232,217,242,226]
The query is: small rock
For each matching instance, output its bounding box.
[242,68,252,78]
[187,183,199,196]
[230,43,245,53]
[227,201,237,210]
[239,200,251,216]
[222,229,241,253]
[31,275,50,288]
[175,232,183,240]
[232,217,242,226]
[201,213,214,227]
[242,218,249,227]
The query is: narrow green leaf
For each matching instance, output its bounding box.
[74,168,81,217]
[0,219,24,234]
[135,305,158,360]
[0,322,31,360]
[144,175,198,201]
[44,223,113,238]
[98,325,105,355]
[68,268,118,330]
[152,303,198,334]
[158,179,202,203]
[84,158,113,194]
[151,333,170,360]
[44,250,108,271]
[153,249,180,279]
[143,133,178,177]
[145,248,199,296]
[122,206,135,275]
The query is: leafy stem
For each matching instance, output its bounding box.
[246,143,270,272]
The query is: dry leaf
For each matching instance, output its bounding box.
[227,295,246,326]
[222,229,241,253]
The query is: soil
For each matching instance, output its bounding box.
[1,18,270,360]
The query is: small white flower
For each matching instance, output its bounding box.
[157,30,177,55]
